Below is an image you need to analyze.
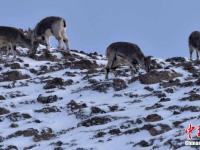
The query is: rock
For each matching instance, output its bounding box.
[54,147,64,150]
[180,106,200,112]
[67,100,87,112]
[94,131,106,138]
[153,91,166,98]
[37,95,58,104]
[145,114,163,122]
[4,145,18,150]
[135,140,153,147]
[166,57,186,63]
[182,62,199,76]
[108,129,121,135]
[145,103,164,110]
[10,123,19,128]
[64,71,77,77]
[179,81,194,87]
[123,128,140,135]
[5,63,21,69]
[35,50,57,61]
[0,136,4,142]
[6,112,31,122]
[165,88,174,93]
[160,79,180,88]
[144,86,154,92]
[150,59,164,69]
[43,78,64,89]
[71,59,98,70]
[29,68,38,74]
[0,95,5,100]
[195,78,200,85]
[112,78,127,91]
[0,107,10,115]
[142,124,171,136]
[88,79,99,84]
[108,105,119,112]
[0,71,30,81]
[35,106,61,113]
[64,79,73,86]
[159,97,171,102]
[164,139,184,149]
[91,107,105,114]
[78,116,112,127]
[7,128,39,138]
[180,93,200,101]
[91,82,112,93]
[138,70,182,84]
[33,128,56,142]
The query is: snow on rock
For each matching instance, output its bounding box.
[0,49,199,150]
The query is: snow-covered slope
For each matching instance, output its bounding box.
[0,49,199,150]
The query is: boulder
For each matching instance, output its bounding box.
[0,71,30,81]
[138,70,182,84]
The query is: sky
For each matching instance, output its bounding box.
[1,0,200,58]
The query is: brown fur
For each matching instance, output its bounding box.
[105,42,150,79]
[189,31,200,60]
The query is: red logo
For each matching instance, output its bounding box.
[185,124,196,139]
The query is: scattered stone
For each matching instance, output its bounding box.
[6,112,31,122]
[5,63,21,69]
[0,95,5,100]
[181,106,200,112]
[71,59,98,70]
[67,100,87,112]
[91,82,112,93]
[64,71,77,77]
[78,116,112,127]
[91,106,105,114]
[145,103,164,110]
[179,81,194,87]
[35,106,61,113]
[37,95,58,104]
[145,114,163,122]
[160,79,180,88]
[195,78,200,85]
[64,79,74,86]
[0,71,30,81]
[7,128,39,139]
[108,105,119,112]
[153,91,166,98]
[123,128,140,135]
[166,57,186,63]
[108,129,121,135]
[10,123,19,128]
[4,145,18,150]
[144,86,154,92]
[134,140,153,147]
[180,93,200,101]
[113,93,123,97]
[0,107,10,115]
[142,124,171,136]
[112,78,127,91]
[165,88,174,93]
[33,128,56,142]
[94,131,106,138]
[43,77,65,89]
[164,139,184,149]
[159,97,171,102]
[138,70,182,84]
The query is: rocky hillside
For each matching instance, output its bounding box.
[0,48,199,150]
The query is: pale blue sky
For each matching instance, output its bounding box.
[1,0,200,58]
